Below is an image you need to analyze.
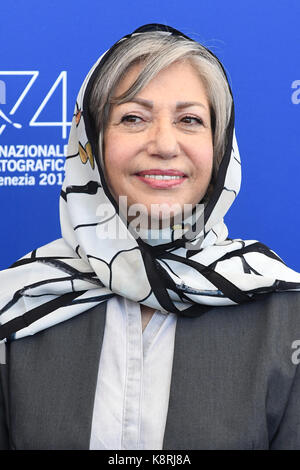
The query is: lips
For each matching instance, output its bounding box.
[134,169,188,189]
[135,169,187,176]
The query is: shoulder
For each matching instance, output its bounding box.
[179,290,300,334]
[5,301,107,384]
[176,291,300,375]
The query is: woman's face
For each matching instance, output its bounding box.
[103,60,214,225]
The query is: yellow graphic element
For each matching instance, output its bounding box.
[75,109,81,126]
[79,141,94,169]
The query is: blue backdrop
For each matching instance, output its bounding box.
[0,0,299,271]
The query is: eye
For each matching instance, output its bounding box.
[120,114,143,125]
[180,115,203,125]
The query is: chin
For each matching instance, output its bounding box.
[145,201,185,227]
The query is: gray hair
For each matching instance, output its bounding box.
[89,31,233,190]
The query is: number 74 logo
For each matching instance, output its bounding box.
[0,71,72,139]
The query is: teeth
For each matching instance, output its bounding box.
[142,175,183,180]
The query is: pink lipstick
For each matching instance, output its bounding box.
[135,169,187,189]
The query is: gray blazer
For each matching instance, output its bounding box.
[1,291,300,450]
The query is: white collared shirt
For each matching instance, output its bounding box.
[89,295,177,450]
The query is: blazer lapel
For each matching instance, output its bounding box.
[162,315,201,450]
[7,302,107,450]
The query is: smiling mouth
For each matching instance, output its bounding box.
[134,169,188,189]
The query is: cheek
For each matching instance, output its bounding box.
[192,142,214,176]
[104,138,119,170]
[104,132,136,175]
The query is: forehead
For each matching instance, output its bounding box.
[112,60,209,102]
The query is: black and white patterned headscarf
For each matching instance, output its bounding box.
[1,23,300,342]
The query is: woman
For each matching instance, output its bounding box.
[1,23,300,450]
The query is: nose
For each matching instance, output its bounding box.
[147,118,180,159]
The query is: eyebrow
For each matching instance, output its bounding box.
[119,97,208,111]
